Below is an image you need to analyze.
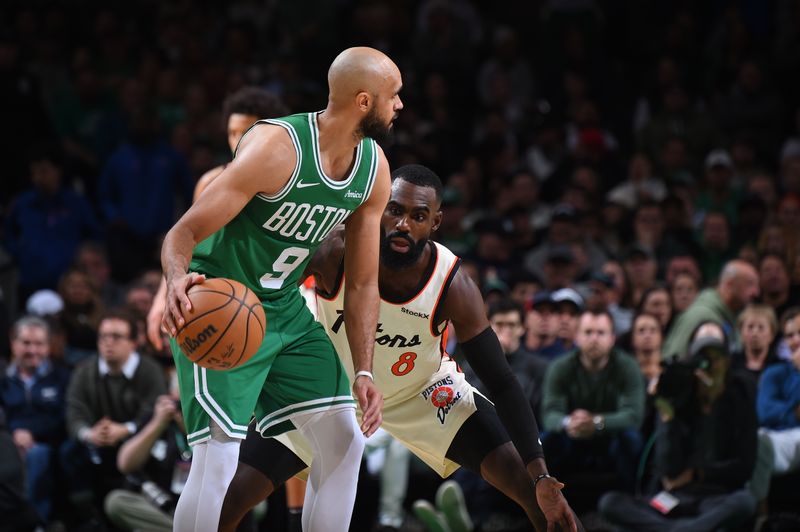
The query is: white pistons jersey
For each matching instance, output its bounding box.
[316,242,461,406]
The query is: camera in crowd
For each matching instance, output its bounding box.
[656,336,728,417]
[125,474,176,514]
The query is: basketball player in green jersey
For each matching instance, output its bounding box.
[161,47,401,532]
[147,87,288,350]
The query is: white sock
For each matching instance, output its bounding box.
[172,422,241,532]
[173,441,207,531]
[294,407,365,532]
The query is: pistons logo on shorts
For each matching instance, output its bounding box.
[430,386,454,408]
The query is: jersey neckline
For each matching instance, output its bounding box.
[310,112,363,189]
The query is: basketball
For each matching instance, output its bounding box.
[176,278,266,371]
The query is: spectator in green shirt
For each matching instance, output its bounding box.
[541,310,645,491]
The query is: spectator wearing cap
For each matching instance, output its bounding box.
[583,272,614,315]
[553,288,584,351]
[0,316,71,522]
[524,203,608,281]
[695,149,741,227]
[623,244,658,308]
[524,292,567,360]
[663,260,760,360]
[542,245,579,291]
[541,310,645,491]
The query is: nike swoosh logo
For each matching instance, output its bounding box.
[296,181,320,189]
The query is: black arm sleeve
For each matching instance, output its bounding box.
[459,327,544,464]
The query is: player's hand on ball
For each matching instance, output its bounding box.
[536,476,578,532]
[163,272,206,336]
[353,376,383,436]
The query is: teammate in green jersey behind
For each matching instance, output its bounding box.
[161,47,402,532]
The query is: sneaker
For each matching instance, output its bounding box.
[412,499,452,532]
[435,481,474,532]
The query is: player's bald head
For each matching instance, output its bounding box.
[328,47,400,105]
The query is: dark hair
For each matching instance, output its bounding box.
[637,283,671,313]
[487,298,524,321]
[759,252,789,273]
[222,87,289,123]
[391,164,443,203]
[579,309,615,331]
[99,308,139,340]
[781,306,800,330]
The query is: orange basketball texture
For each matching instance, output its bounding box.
[176,278,266,370]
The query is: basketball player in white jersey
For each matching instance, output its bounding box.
[218,165,580,532]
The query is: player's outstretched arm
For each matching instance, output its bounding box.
[441,271,578,532]
[161,124,296,336]
[342,151,390,437]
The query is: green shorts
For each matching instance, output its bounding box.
[171,289,354,445]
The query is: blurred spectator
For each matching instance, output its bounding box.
[757,307,800,476]
[623,244,658,308]
[695,150,740,227]
[552,288,583,352]
[58,268,103,367]
[98,105,193,283]
[104,383,188,532]
[0,316,70,523]
[507,269,541,309]
[630,313,663,397]
[602,260,635,336]
[541,311,644,491]
[638,284,674,335]
[0,405,41,531]
[670,272,700,315]
[759,254,799,323]
[599,336,758,531]
[463,299,548,421]
[606,153,667,210]
[524,204,607,281]
[638,84,717,170]
[524,292,567,360]
[732,304,780,388]
[698,211,735,283]
[73,241,124,309]
[663,260,760,359]
[63,309,166,523]
[4,146,101,306]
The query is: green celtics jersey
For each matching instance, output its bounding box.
[190,112,379,301]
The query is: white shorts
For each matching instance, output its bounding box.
[275,357,481,477]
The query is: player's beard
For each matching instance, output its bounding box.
[380,230,427,270]
[357,106,393,145]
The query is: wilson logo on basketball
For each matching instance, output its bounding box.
[180,324,219,354]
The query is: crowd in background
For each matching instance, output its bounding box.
[2,0,800,530]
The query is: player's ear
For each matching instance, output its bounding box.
[356,91,371,112]
[431,210,443,232]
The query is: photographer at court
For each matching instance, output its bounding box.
[599,336,758,531]
[104,392,189,531]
